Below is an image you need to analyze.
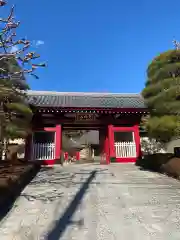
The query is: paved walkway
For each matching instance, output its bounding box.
[0,163,180,239]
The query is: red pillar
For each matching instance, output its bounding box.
[104,134,110,164]
[64,152,68,161]
[55,124,61,161]
[134,124,141,159]
[99,129,106,164]
[76,151,80,161]
[108,125,115,162]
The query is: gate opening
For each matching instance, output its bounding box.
[62,129,100,163]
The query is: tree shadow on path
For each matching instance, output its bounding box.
[45,170,97,240]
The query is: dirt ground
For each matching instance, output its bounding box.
[0,163,39,207]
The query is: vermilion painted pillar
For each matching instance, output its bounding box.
[134,124,141,159]
[104,134,110,164]
[108,125,115,162]
[76,151,80,161]
[99,129,106,164]
[55,124,61,161]
[64,152,68,161]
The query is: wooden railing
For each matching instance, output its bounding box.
[114,142,136,158]
[32,143,55,160]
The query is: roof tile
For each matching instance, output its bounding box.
[27,91,146,109]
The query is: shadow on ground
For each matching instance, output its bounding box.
[22,167,110,203]
[45,170,97,240]
[28,167,109,240]
[1,165,113,239]
[0,164,40,221]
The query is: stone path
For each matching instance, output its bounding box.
[0,163,180,239]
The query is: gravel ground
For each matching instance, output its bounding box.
[0,163,180,240]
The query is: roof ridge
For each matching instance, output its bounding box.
[27,90,146,109]
[27,90,141,97]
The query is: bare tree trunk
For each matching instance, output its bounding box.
[0,101,5,160]
[0,103,3,160]
[1,138,6,160]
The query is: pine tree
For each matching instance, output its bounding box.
[0,1,45,158]
[142,41,180,142]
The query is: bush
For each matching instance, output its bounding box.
[136,152,180,180]
[161,157,180,179]
[136,153,173,172]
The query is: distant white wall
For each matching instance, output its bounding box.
[166,138,180,153]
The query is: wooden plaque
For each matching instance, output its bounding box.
[75,113,96,121]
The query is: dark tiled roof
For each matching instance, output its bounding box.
[27,90,146,109]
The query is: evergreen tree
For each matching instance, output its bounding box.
[142,42,180,142]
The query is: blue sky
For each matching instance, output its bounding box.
[3,0,180,93]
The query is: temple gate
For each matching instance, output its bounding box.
[25,91,147,165]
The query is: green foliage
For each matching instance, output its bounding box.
[5,123,31,139]
[0,57,32,140]
[145,115,179,142]
[142,49,180,142]
[6,102,32,118]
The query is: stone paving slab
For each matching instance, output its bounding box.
[0,163,180,239]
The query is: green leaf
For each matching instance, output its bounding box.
[142,49,180,142]
[6,102,32,117]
